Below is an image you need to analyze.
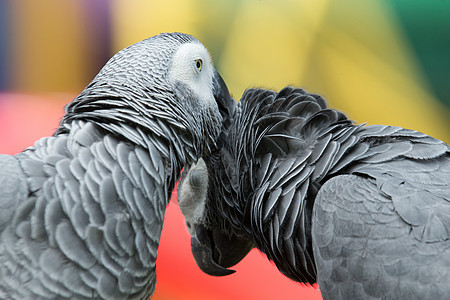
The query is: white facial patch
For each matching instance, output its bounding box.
[168,42,215,107]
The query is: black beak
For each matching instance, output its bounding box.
[212,70,236,123]
[191,225,254,276]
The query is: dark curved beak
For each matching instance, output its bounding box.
[191,224,254,276]
[212,70,236,123]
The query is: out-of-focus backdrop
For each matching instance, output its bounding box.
[0,0,449,299]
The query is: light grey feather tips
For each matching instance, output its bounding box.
[178,158,209,234]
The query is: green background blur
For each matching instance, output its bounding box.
[0,1,449,299]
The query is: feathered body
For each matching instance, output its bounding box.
[182,87,450,299]
[0,33,233,299]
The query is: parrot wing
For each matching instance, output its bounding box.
[312,131,450,299]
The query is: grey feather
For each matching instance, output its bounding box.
[283,181,308,240]
[70,203,90,239]
[116,218,136,256]
[80,182,105,225]
[278,187,296,225]
[104,218,126,257]
[263,188,282,222]
[99,176,122,214]
[268,157,298,190]
[69,158,85,180]
[55,222,96,269]
[45,199,65,247]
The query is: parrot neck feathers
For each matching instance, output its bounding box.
[55,80,216,166]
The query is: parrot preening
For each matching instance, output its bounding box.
[0,32,235,299]
[178,86,450,299]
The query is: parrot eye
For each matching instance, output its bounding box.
[195,59,203,72]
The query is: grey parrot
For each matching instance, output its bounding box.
[0,32,235,299]
[178,87,450,299]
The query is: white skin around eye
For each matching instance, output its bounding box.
[168,42,215,107]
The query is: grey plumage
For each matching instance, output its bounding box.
[0,32,234,299]
[179,86,450,299]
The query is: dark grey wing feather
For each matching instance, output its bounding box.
[268,157,298,189]
[283,181,308,240]
[312,173,450,300]
[329,142,370,174]
[311,141,339,181]
[251,147,317,283]
[262,187,282,222]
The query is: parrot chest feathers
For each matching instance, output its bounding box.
[1,120,182,299]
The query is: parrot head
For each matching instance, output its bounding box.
[59,32,235,161]
[179,158,254,276]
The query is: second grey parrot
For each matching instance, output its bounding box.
[179,87,450,299]
[0,32,235,299]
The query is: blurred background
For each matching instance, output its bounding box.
[0,0,449,299]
